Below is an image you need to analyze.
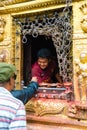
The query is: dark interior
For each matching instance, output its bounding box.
[23,35,58,86]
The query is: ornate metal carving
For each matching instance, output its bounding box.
[0,0,66,7]
[14,0,72,82]
[68,102,87,120]
[0,0,29,6]
[0,49,8,62]
[0,17,6,42]
[79,2,87,15]
[26,98,68,116]
[0,0,69,14]
[79,2,87,32]
[75,51,87,102]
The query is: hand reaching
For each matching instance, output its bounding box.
[31,76,38,82]
[39,82,63,88]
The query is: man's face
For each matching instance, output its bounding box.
[9,74,16,91]
[37,57,49,69]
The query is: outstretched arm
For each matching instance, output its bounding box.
[55,73,62,83]
[11,81,39,104]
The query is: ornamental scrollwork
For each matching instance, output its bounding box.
[79,2,87,32]
[0,17,6,42]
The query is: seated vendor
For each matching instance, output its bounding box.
[32,48,62,87]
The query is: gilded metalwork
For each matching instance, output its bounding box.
[0,0,69,14]
[68,101,87,120]
[75,51,87,102]
[0,49,8,62]
[26,98,68,116]
[0,17,6,41]
[0,0,31,7]
[14,0,72,82]
[79,2,87,32]
[1,0,87,129]
[79,2,87,15]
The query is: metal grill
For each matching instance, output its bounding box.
[14,0,72,82]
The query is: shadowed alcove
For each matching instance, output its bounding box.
[23,35,58,85]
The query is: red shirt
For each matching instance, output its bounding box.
[32,60,57,83]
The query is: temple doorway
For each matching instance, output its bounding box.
[23,35,58,86]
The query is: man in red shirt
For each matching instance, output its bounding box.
[32,48,62,87]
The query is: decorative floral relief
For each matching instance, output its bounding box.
[80,15,87,32]
[79,2,87,32]
[0,17,6,42]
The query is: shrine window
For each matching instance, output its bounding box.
[14,5,73,101]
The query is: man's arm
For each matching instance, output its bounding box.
[11,81,39,104]
[55,73,62,83]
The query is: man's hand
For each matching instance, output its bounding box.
[39,82,63,88]
[39,82,50,87]
[31,76,38,82]
[56,83,63,87]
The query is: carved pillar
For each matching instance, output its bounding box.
[73,1,87,102]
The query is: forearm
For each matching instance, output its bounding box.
[56,73,62,83]
[11,81,39,104]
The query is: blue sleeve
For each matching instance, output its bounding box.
[11,81,39,104]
